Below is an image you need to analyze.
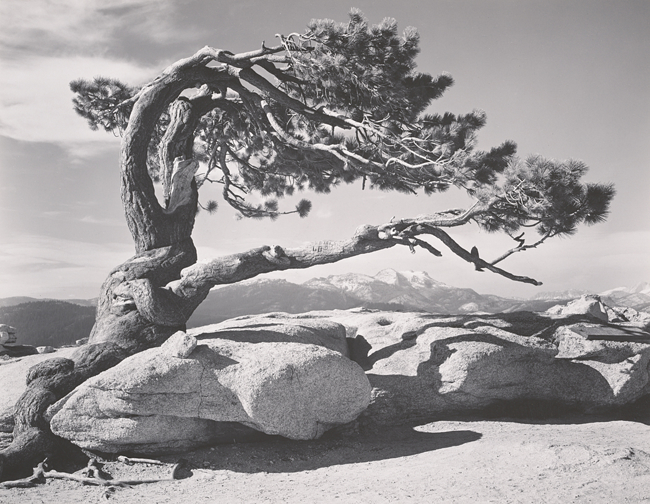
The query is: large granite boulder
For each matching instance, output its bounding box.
[546,295,609,321]
[48,317,370,455]
[554,323,650,398]
[605,305,650,326]
[1,324,39,358]
[0,325,17,346]
[201,314,350,356]
[39,307,650,455]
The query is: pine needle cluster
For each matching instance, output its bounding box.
[70,9,613,236]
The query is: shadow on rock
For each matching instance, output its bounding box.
[450,393,650,427]
[346,312,612,372]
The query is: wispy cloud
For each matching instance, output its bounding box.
[0,0,195,60]
[0,55,156,147]
[0,0,200,155]
[78,215,125,227]
[0,235,134,298]
[16,259,78,273]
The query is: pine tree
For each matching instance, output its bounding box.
[0,10,613,480]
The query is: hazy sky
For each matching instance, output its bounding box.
[1,0,648,300]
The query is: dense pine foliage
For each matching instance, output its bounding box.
[70,9,614,237]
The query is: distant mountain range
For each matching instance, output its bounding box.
[0,300,96,347]
[187,270,650,327]
[600,282,650,311]
[1,270,648,347]
[187,270,554,327]
[0,297,97,308]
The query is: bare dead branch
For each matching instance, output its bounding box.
[0,460,47,488]
[421,226,543,285]
[168,205,541,306]
[238,67,349,129]
[117,455,165,466]
[489,231,554,266]
[0,458,187,489]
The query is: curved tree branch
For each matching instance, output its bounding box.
[420,226,542,285]
[168,208,541,311]
[489,231,555,266]
[119,66,235,251]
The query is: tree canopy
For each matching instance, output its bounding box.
[70,9,613,252]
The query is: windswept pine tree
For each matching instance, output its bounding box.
[1,10,614,479]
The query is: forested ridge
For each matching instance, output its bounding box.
[0,301,96,347]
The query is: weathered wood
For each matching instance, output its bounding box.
[89,238,197,349]
[1,457,189,488]
[169,216,542,311]
[117,455,165,466]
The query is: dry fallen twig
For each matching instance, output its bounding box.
[0,460,47,488]
[0,457,190,489]
[117,455,166,466]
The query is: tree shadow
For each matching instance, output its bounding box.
[462,394,650,426]
[168,424,482,474]
[359,370,649,429]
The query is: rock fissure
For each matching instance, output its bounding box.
[94,389,201,397]
[197,358,207,419]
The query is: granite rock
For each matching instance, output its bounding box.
[49,317,369,454]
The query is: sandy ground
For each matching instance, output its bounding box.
[2,416,649,504]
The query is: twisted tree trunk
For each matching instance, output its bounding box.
[0,62,212,479]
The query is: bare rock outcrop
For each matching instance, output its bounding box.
[11,307,647,457]
[0,324,38,358]
[0,325,17,346]
[161,330,197,358]
[546,295,609,321]
[605,305,650,326]
[313,308,650,425]
[205,315,350,356]
[48,317,370,454]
